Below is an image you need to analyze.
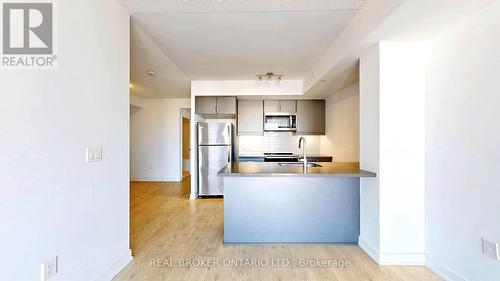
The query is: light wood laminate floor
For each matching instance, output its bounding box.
[113,180,441,281]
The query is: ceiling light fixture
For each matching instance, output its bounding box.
[256,72,285,82]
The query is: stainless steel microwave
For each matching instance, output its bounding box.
[264,113,297,132]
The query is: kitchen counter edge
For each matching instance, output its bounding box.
[217,162,376,178]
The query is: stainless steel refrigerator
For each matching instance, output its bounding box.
[197,122,233,196]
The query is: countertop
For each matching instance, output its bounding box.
[218,162,376,177]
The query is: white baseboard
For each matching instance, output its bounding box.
[427,256,467,281]
[379,253,426,265]
[359,236,379,263]
[95,249,133,281]
[358,236,426,265]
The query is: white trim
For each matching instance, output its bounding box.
[189,96,198,200]
[379,253,426,265]
[359,236,426,265]
[179,108,191,183]
[426,256,467,281]
[95,249,133,281]
[359,236,379,263]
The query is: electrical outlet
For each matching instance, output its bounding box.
[41,256,58,281]
[86,147,102,162]
[482,238,500,260]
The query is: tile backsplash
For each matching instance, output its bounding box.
[238,132,322,155]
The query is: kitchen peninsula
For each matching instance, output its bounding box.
[218,162,376,244]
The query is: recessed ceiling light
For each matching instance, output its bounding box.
[146,70,157,76]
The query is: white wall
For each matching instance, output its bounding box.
[379,42,426,264]
[320,82,360,161]
[425,2,500,280]
[359,42,426,265]
[130,98,191,181]
[0,1,131,280]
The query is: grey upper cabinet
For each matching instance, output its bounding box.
[238,100,264,135]
[196,96,217,115]
[264,100,279,113]
[296,100,325,135]
[264,100,296,113]
[216,97,237,115]
[279,100,296,113]
[196,96,237,117]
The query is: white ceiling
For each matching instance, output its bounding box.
[123,0,496,99]
[133,10,359,80]
[120,0,366,98]
[130,24,191,98]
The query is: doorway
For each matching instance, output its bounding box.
[181,112,191,180]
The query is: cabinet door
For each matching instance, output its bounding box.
[279,100,296,113]
[195,96,217,115]
[296,100,325,135]
[216,97,237,115]
[238,100,264,135]
[264,100,280,113]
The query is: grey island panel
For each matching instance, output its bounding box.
[223,176,360,244]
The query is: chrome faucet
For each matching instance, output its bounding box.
[298,137,307,169]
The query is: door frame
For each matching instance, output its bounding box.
[179,108,191,182]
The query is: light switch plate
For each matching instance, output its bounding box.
[482,238,500,260]
[41,256,58,281]
[86,147,102,162]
